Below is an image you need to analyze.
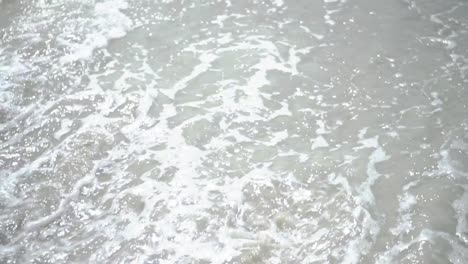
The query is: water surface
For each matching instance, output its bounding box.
[1,0,468,263]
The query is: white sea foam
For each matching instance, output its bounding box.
[60,0,133,64]
[311,135,329,149]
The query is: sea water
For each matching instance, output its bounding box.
[0,0,468,263]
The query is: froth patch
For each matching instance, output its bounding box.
[60,0,133,64]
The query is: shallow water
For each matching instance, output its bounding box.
[0,0,468,263]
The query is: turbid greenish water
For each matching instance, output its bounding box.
[0,0,468,263]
